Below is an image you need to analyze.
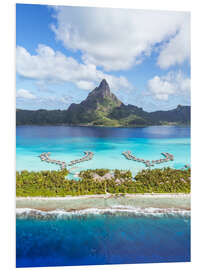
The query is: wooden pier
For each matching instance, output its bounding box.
[39,152,67,170]
[39,151,94,169]
[161,152,174,161]
[68,151,94,166]
[122,151,174,167]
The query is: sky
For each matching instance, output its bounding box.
[16,4,190,112]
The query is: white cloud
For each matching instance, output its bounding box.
[148,71,190,100]
[75,80,96,91]
[16,89,36,99]
[51,7,190,71]
[157,18,190,69]
[16,45,132,91]
[59,96,72,104]
[16,92,75,110]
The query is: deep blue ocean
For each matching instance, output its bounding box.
[16,214,190,268]
[16,125,191,267]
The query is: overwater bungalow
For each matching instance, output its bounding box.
[122,150,174,168]
[39,152,67,170]
[68,151,94,166]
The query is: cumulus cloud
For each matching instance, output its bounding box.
[16,44,132,91]
[148,71,190,100]
[51,7,190,71]
[16,92,75,110]
[157,18,190,69]
[16,89,36,99]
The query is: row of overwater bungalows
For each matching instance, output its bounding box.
[122,151,174,167]
[39,152,67,170]
[68,151,94,166]
[39,151,94,170]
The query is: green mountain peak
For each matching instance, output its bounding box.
[16,79,190,126]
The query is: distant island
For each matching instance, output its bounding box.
[16,79,190,126]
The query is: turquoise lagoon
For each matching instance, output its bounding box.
[16,125,190,175]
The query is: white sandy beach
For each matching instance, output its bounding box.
[16,193,190,200]
[16,193,190,213]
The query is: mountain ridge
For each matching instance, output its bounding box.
[16,79,190,126]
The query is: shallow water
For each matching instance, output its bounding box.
[16,125,190,176]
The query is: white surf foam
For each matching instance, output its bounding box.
[16,206,190,219]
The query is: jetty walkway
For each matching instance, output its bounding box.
[68,151,94,166]
[39,152,67,170]
[122,151,174,167]
[39,151,94,169]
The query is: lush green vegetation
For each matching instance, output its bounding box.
[16,105,190,126]
[134,167,190,193]
[16,167,190,197]
[16,109,67,125]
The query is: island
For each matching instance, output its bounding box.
[16,167,190,197]
[16,79,190,127]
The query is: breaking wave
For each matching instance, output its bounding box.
[16,206,190,219]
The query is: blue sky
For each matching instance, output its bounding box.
[16,4,190,112]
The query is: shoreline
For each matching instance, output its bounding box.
[16,193,190,200]
[16,193,191,214]
[16,123,190,128]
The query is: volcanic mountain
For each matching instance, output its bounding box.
[16,79,190,126]
[65,79,123,125]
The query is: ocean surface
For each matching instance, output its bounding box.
[16,125,190,176]
[16,125,191,267]
[16,212,190,267]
